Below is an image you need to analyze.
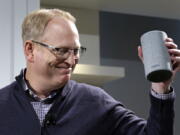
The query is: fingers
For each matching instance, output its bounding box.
[165,37,179,57]
[168,49,180,57]
[166,38,180,73]
[137,46,143,62]
[166,38,180,59]
[165,37,173,42]
[172,61,180,72]
[165,42,178,50]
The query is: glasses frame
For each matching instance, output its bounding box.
[32,40,86,59]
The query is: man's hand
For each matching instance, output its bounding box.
[138,38,180,94]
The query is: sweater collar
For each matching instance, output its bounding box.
[15,69,73,99]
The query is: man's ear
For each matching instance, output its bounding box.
[24,40,35,63]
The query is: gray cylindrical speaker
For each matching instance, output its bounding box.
[140,30,172,82]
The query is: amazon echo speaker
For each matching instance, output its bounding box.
[140,30,172,82]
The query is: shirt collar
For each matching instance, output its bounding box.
[22,69,59,102]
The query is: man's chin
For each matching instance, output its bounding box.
[56,74,71,84]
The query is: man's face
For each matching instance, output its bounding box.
[32,17,80,87]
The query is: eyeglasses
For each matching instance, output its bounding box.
[32,40,86,59]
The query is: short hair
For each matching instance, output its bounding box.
[22,8,76,43]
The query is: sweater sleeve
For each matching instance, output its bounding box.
[146,94,175,135]
[109,94,175,135]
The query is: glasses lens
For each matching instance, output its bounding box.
[52,47,86,59]
[54,48,69,56]
[80,47,86,56]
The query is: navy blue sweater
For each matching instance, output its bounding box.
[0,72,174,135]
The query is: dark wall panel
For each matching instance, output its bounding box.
[100,11,180,61]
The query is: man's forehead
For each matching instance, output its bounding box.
[47,16,74,28]
[43,17,78,35]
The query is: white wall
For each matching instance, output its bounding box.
[0,0,40,88]
[79,34,100,65]
[0,0,12,88]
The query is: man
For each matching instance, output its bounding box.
[0,8,179,135]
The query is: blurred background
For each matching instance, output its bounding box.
[0,0,180,134]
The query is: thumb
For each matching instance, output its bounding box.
[138,45,143,62]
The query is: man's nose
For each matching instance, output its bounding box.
[64,53,76,65]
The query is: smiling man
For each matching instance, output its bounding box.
[24,12,81,98]
[0,8,180,135]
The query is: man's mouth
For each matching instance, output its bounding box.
[55,67,73,73]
